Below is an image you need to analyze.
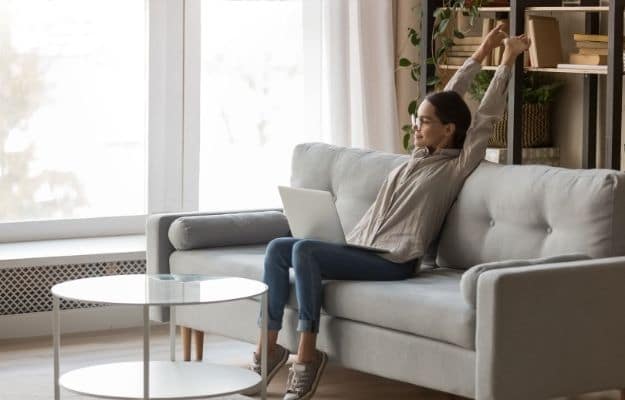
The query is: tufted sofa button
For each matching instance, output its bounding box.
[489,219,495,227]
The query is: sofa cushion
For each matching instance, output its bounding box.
[291,143,408,234]
[460,253,591,308]
[170,246,475,349]
[323,267,475,349]
[168,211,290,250]
[437,162,625,269]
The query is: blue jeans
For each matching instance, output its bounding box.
[260,237,416,334]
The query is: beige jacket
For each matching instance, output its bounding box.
[346,58,512,264]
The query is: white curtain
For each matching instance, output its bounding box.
[320,0,401,153]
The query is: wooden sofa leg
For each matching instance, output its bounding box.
[620,389,625,400]
[181,326,191,361]
[193,329,204,361]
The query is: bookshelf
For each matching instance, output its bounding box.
[420,0,624,169]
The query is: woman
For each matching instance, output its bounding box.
[251,25,530,400]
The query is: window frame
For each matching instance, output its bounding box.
[0,0,319,243]
[0,0,188,243]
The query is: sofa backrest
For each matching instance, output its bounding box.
[436,162,625,269]
[290,143,625,269]
[290,143,407,234]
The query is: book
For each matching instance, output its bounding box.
[579,47,609,56]
[445,56,469,65]
[557,63,608,71]
[453,36,483,45]
[576,41,609,49]
[528,16,563,67]
[451,44,481,52]
[573,33,608,42]
[448,50,476,57]
[570,52,607,65]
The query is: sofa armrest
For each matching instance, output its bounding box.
[475,257,625,400]
[146,208,282,322]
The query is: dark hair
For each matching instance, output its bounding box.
[424,90,472,148]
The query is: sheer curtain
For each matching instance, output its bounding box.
[320,0,402,153]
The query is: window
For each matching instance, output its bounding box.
[0,0,147,224]
[198,0,321,212]
[1,0,322,242]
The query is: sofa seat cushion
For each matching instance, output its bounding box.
[170,247,475,349]
[322,267,475,349]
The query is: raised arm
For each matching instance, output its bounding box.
[457,34,530,172]
[443,23,508,96]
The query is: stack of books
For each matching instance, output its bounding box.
[570,34,609,65]
[444,18,509,67]
[445,36,482,66]
[556,34,625,72]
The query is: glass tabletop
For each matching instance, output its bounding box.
[51,274,267,305]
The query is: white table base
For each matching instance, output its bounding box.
[59,361,261,399]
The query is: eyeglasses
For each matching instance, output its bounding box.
[411,114,444,131]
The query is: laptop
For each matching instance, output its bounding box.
[277,186,390,253]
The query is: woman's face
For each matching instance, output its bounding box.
[413,100,455,151]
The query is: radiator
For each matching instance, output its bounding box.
[0,260,146,315]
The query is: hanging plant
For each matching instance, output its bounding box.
[398,0,492,152]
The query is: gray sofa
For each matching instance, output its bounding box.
[148,142,625,400]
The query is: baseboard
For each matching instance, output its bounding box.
[0,306,165,340]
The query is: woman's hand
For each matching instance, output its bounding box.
[471,23,508,64]
[501,34,531,66]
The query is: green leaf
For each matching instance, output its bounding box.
[426,57,436,65]
[401,124,413,133]
[410,34,420,46]
[410,69,419,81]
[403,133,412,151]
[408,100,417,115]
[436,46,447,59]
[453,29,465,39]
[399,58,412,67]
[427,76,441,86]
[438,18,450,34]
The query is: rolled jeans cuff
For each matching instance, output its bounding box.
[297,319,319,333]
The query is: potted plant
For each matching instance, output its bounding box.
[468,70,564,147]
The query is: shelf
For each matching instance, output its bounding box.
[441,65,618,75]
[439,64,499,70]
[477,6,511,12]
[450,6,609,13]
[525,6,608,12]
[526,66,609,75]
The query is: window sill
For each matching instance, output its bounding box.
[0,235,146,268]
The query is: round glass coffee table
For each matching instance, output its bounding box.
[51,274,269,400]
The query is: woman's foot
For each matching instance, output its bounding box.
[249,344,290,384]
[283,350,328,400]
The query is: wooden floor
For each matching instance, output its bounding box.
[0,324,621,400]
